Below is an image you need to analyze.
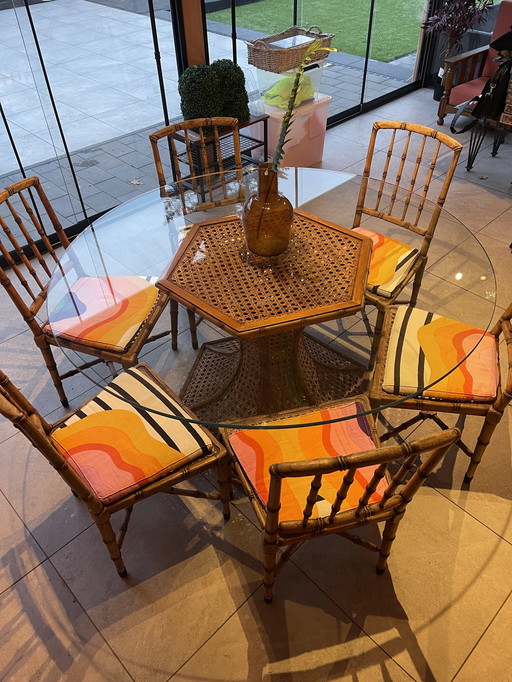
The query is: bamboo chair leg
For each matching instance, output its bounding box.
[94,509,127,577]
[106,361,118,378]
[187,308,198,349]
[410,261,426,308]
[464,407,502,483]
[367,307,385,374]
[171,298,179,351]
[262,534,279,604]
[377,508,405,574]
[215,456,232,520]
[38,341,68,407]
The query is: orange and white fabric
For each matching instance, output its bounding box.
[44,276,160,352]
[382,306,500,401]
[52,367,212,504]
[229,401,387,523]
[353,227,418,298]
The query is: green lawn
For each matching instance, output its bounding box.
[207,0,427,63]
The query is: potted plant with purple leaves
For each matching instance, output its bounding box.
[424,0,493,101]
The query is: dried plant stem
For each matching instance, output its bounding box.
[270,39,323,172]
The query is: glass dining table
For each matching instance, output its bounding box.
[45,166,496,431]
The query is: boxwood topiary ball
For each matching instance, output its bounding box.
[178,59,250,123]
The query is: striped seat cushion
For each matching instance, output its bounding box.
[229,401,387,523]
[382,306,499,401]
[353,227,418,298]
[52,367,212,504]
[44,276,160,352]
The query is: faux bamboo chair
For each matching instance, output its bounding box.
[0,176,171,407]
[352,121,462,362]
[369,303,512,483]
[221,395,459,603]
[437,0,512,125]
[0,362,231,576]
[149,118,245,350]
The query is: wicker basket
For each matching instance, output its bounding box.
[247,26,334,74]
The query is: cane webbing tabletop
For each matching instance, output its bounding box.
[157,210,371,338]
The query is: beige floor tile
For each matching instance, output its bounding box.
[0,491,46,594]
[0,561,131,681]
[314,134,368,172]
[306,314,362,348]
[479,206,512,245]
[411,271,496,329]
[325,111,382,146]
[469,233,512,311]
[0,302,27,346]
[288,486,512,682]
[360,96,439,128]
[442,179,512,233]
[454,136,512,195]
[51,492,264,682]
[428,408,512,544]
[0,431,93,557]
[453,590,512,681]
[425,235,498,309]
[173,561,413,682]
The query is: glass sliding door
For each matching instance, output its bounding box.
[362,0,428,105]
[205,0,431,123]
[1,0,182,233]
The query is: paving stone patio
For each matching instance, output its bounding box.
[1,0,416,227]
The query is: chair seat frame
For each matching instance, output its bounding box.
[221,396,459,602]
[369,304,512,482]
[0,176,172,406]
[0,362,231,576]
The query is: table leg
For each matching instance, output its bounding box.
[180,329,366,424]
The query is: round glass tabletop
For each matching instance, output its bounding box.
[45,166,496,429]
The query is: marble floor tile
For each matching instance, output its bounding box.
[173,560,413,682]
[289,486,512,682]
[51,492,264,682]
[0,561,131,681]
[453,590,512,681]
[0,491,46,594]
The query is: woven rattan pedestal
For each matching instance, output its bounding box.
[157,210,371,422]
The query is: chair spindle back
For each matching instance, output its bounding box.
[0,177,70,314]
[149,118,245,211]
[267,429,458,535]
[354,121,462,257]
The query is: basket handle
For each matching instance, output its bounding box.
[250,39,270,50]
[305,25,323,35]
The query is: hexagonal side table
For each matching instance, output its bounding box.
[157,210,371,421]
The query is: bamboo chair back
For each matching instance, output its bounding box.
[353,121,462,260]
[0,177,71,333]
[223,405,459,602]
[264,429,457,536]
[149,118,245,211]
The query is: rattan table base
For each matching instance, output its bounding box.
[180,330,366,425]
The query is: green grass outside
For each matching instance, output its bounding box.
[207,0,427,63]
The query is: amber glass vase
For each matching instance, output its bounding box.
[241,162,294,257]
